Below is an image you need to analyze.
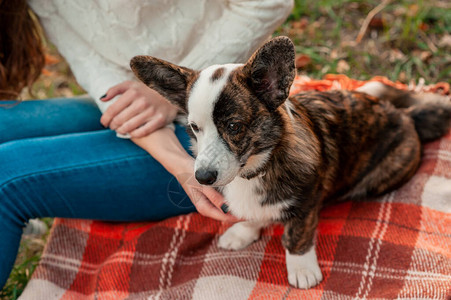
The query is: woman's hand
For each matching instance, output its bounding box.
[175,159,240,223]
[100,81,179,138]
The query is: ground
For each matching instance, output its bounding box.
[1,0,450,298]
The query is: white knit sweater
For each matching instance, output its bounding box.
[29,0,293,112]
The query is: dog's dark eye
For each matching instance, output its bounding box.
[227,122,243,135]
[190,123,200,133]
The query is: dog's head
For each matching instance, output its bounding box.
[130,37,296,186]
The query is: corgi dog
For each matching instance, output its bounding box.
[130,37,451,289]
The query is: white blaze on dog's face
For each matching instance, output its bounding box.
[187,64,244,185]
[130,37,296,186]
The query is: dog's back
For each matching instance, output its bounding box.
[288,82,451,201]
[357,81,451,142]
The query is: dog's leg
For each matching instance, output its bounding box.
[285,246,322,289]
[282,208,323,289]
[218,221,268,250]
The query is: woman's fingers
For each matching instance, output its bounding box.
[100,81,178,134]
[100,89,136,127]
[191,185,240,223]
[178,172,239,223]
[116,110,151,135]
[129,114,166,138]
[193,192,239,223]
[100,81,134,102]
[111,98,153,133]
[202,186,226,210]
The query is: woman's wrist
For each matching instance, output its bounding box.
[131,127,193,176]
[163,149,194,177]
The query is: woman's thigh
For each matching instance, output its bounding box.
[0,125,195,224]
[0,97,103,144]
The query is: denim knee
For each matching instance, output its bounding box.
[0,140,43,228]
[0,139,36,189]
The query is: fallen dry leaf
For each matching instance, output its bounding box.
[418,22,429,31]
[337,60,350,73]
[41,68,56,77]
[292,17,309,30]
[407,4,419,17]
[420,51,432,62]
[330,49,339,60]
[295,54,312,68]
[389,48,406,62]
[438,34,451,49]
[44,53,60,65]
[399,71,406,82]
[369,15,385,30]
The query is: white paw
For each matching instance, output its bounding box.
[218,222,261,250]
[286,247,323,289]
[287,266,323,289]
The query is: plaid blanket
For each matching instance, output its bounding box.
[21,76,451,300]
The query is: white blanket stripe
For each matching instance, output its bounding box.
[355,192,394,299]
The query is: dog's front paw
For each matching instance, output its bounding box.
[218,222,261,250]
[286,247,323,289]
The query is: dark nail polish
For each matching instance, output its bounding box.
[100,94,107,99]
[221,204,229,214]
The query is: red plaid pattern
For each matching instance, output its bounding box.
[20,77,451,300]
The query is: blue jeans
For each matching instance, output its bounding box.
[0,98,195,288]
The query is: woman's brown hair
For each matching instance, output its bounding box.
[0,0,45,100]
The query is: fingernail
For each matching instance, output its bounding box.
[221,204,229,214]
[100,94,107,100]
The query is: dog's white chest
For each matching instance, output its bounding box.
[223,177,290,222]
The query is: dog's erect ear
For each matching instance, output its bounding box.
[243,36,296,111]
[130,56,196,112]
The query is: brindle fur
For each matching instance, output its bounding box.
[263,90,424,254]
[212,80,427,254]
[130,37,451,258]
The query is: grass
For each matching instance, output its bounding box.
[1,219,53,300]
[1,252,40,299]
[2,1,450,298]
[278,0,451,83]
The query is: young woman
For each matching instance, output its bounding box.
[0,0,293,288]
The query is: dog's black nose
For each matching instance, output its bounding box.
[195,169,218,185]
